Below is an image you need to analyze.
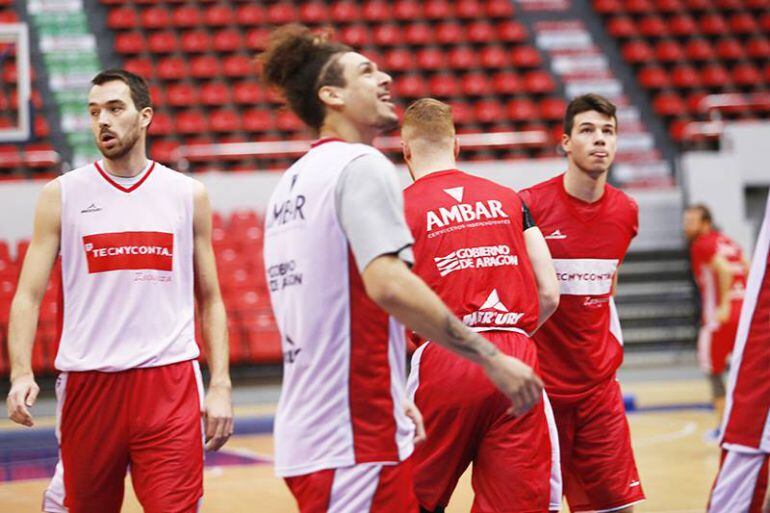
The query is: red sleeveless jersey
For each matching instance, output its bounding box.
[404,169,539,335]
[520,174,638,400]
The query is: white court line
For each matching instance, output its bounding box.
[632,421,697,448]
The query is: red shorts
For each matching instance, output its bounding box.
[284,459,418,513]
[708,449,769,513]
[551,377,645,513]
[42,360,204,513]
[698,317,739,374]
[408,331,553,513]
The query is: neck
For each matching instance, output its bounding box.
[101,142,148,178]
[410,153,457,181]
[563,162,607,203]
[320,114,377,146]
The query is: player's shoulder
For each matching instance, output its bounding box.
[59,162,98,184]
[607,183,638,211]
[520,174,562,196]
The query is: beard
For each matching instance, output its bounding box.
[95,124,141,160]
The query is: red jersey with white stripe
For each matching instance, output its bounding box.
[722,196,770,453]
[690,230,747,327]
[403,169,538,335]
[520,174,638,400]
[263,140,413,477]
[56,161,198,372]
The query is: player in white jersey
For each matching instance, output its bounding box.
[259,24,544,512]
[5,69,233,513]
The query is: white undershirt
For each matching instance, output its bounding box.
[98,159,153,188]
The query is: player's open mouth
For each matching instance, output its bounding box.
[378,92,395,108]
[101,133,118,146]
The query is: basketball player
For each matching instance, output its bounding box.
[260,25,543,512]
[707,195,770,512]
[683,204,748,438]
[400,98,561,513]
[5,69,233,512]
[519,94,645,512]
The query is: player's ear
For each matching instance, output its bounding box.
[318,85,344,108]
[561,132,570,154]
[401,139,411,162]
[453,137,460,158]
[140,107,153,130]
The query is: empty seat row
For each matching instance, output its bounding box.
[608,12,770,38]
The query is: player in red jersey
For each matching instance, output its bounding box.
[401,99,561,513]
[707,195,770,512]
[5,70,233,513]
[683,204,748,438]
[519,94,645,512]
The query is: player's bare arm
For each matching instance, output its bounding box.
[523,226,559,330]
[363,255,544,416]
[711,255,736,323]
[6,180,61,427]
[192,180,234,451]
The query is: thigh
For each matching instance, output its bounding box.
[711,321,739,375]
[410,343,485,510]
[563,379,645,512]
[59,371,130,513]
[709,449,769,513]
[129,361,204,513]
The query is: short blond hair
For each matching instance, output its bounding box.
[401,98,456,144]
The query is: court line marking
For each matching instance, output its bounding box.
[633,421,697,448]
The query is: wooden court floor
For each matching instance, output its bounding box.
[0,379,719,513]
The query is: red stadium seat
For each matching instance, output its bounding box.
[276,111,303,132]
[701,65,730,89]
[149,111,173,135]
[448,46,476,70]
[385,49,412,72]
[151,139,179,163]
[267,3,297,25]
[467,21,496,44]
[177,110,209,134]
[373,24,402,47]
[607,17,638,39]
[394,74,428,98]
[654,0,683,12]
[622,40,654,63]
[684,0,710,9]
[393,0,422,20]
[214,29,243,53]
[686,92,708,113]
[339,25,370,48]
[34,117,50,138]
[625,0,654,13]
[172,5,201,27]
[190,55,221,79]
[299,2,329,24]
[404,23,433,46]
[157,57,188,80]
[223,55,253,78]
[671,65,700,89]
[507,98,538,121]
[456,0,483,19]
[424,0,453,19]
[497,20,528,43]
[480,46,509,69]
[729,12,758,34]
[429,73,462,98]
[363,0,390,21]
[449,101,474,125]
[243,109,273,133]
[700,13,729,36]
[180,30,212,54]
[492,71,522,95]
[716,38,745,61]
[638,66,670,89]
[653,92,687,117]
[747,38,770,60]
[524,71,556,94]
[140,6,170,29]
[669,14,698,37]
[200,82,232,105]
[167,82,199,107]
[204,4,235,26]
[233,82,263,104]
[761,13,770,33]
[539,97,567,120]
[716,0,744,10]
[462,73,491,97]
[235,4,265,26]
[746,0,770,9]
[148,31,177,54]
[511,46,542,68]
[245,28,270,51]
[114,32,146,54]
[733,63,762,87]
[210,109,242,132]
[486,0,514,18]
[655,39,685,62]
[330,2,361,23]
[475,100,505,124]
[106,7,138,29]
[685,38,715,61]
[638,15,668,38]
[593,0,623,14]
[0,146,22,169]
[436,22,464,45]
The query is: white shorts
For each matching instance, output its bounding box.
[708,448,769,513]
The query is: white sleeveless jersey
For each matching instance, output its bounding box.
[56,161,199,371]
[264,140,414,477]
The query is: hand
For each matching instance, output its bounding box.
[716,303,731,324]
[404,399,426,445]
[203,383,233,451]
[7,373,40,427]
[482,354,543,417]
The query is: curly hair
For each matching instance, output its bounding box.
[259,24,351,131]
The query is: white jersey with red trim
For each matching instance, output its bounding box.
[264,140,414,478]
[721,195,770,453]
[56,161,198,372]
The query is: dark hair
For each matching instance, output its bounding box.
[686,203,713,224]
[259,24,350,131]
[91,69,152,111]
[564,93,617,136]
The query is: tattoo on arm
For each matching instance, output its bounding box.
[442,314,499,360]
